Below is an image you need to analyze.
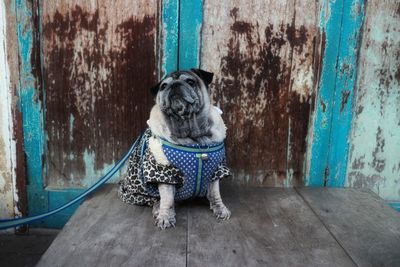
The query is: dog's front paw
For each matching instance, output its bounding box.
[155,211,176,229]
[210,204,231,220]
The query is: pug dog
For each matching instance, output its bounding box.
[118,69,231,229]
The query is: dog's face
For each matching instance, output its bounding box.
[151,69,213,119]
[150,69,214,140]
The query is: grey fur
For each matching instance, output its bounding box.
[155,70,212,143]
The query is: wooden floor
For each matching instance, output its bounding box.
[38,183,400,267]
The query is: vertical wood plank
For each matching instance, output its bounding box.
[285,0,323,186]
[346,1,400,201]
[41,0,159,188]
[160,0,179,75]
[15,0,49,221]
[306,0,345,186]
[178,0,202,69]
[0,0,16,220]
[161,0,179,74]
[5,0,28,221]
[201,0,322,186]
[326,0,365,187]
[306,0,365,187]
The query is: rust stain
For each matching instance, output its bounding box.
[340,90,350,113]
[30,0,43,103]
[340,62,350,75]
[42,5,157,187]
[211,8,317,186]
[13,107,27,216]
[320,98,326,112]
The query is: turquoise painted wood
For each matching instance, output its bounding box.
[306,0,344,186]
[162,0,179,74]
[389,202,400,213]
[306,0,365,187]
[15,0,56,228]
[15,1,92,228]
[15,0,47,218]
[326,0,365,187]
[346,1,400,202]
[178,0,202,70]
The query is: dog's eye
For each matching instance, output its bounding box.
[160,83,167,90]
[186,79,195,86]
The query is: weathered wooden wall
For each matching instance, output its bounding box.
[201,0,323,186]
[347,1,400,201]
[41,1,159,188]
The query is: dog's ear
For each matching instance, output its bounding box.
[150,82,161,96]
[191,68,214,87]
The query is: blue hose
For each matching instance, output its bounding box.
[0,133,143,230]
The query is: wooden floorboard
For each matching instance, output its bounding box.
[186,182,355,267]
[297,187,400,267]
[38,184,400,267]
[37,185,187,267]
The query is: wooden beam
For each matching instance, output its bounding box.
[306,0,366,186]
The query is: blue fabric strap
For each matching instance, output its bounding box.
[0,133,144,230]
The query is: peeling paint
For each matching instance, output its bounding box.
[340,90,350,113]
[306,0,365,186]
[201,0,322,186]
[347,1,400,201]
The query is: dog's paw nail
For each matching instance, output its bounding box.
[212,206,231,220]
[155,213,176,229]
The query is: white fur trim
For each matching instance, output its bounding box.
[148,136,170,165]
[214,106,223,115]
[209,105,227,142]
[147,104,226,145]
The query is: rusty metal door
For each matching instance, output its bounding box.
[41,1,159,189]
[18,0,171,227]
[198,1,322,186]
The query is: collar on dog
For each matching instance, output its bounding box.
[159,137,224,153]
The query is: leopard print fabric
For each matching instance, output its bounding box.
[118,129,231,206]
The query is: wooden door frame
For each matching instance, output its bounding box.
[15,0,179,228]
[305,0,366,187]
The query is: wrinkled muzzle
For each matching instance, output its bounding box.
[164,84,200,118]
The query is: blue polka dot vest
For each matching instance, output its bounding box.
[148,138,226,201]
